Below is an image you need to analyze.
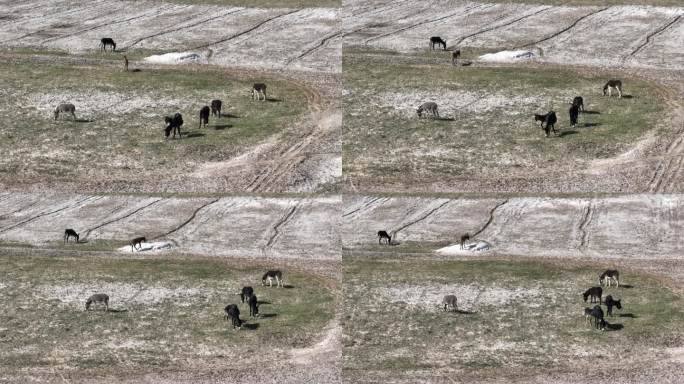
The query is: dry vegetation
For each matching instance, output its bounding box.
[343,257,684,382]
[0,252,335,380]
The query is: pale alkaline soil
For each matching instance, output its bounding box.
[343,258,684,383]
[0,57,316,192]
[344,1,684,70]
[342,195,684,262]
[0,192,341,261]
[0,0,341,73]
[0,253,336,381]
[343,50,668,194]
[168,0,340,7]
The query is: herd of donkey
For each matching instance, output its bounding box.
[378,230,626,331]
[51,38,627,140]
[56,36,629,331]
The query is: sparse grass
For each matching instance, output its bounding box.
[0,57,308,188]
[0,253,334,377]
[343,257,684,380]
[166,0,340,8]
[343,48,664,191]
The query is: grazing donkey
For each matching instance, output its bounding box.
[164,113,183,139]
[239,286,254,303]
[262,270,283,288]
[599,270,619,287]
[430,36,447,51]
[572,96,584,112]
[451,49,461,66]
[417,102,439,119]
[460,233,470,250]
[210,99,222,117]
[99,38,116,52]
[604,295,622,317]
[442,295,457,312]
[247,293,259,317]
[377,230,392,245]
[583,286,603,304]
[569,104,580,127]
[54,103,76,120]
[588,305,606,330]
[252,83,267,101]
[85,293,109,311]
[534,111,557,137]
[224,304,243,329]
[199,106,210,128]
[603,80,622,98]
[64,228,79,244]
[130,236,146,252]
[583,307,593,325]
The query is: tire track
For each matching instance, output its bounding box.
[42,6,176,43]
[265,202,300,249]
[342,196,383,218]
[192,9,301,50]
[82,198,164,240]
[154,198,220,239]
[578,200,594,249]
[364,4,491,45]
[471,199,509,238]
[646,90,684,193]
[517,7,610,48]
[124,8,243,50]
[286,31,342,65]
[0,196,102,234]
[452,6,551,47]
[629,15,681,57]
[391,200,450,237]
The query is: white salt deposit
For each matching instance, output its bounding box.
[117,241,173,253]
[144,52,205,65]
[479,50,536,63]
[435,240,491,255]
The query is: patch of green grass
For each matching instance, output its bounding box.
[0,57,308,188]
[343,258,684,378]
[165,0,339,7]
[343,48,665,190]
[0,253,335,377]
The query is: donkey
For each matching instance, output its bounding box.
[247,293,259,318]
[589,305,606,330]
[572,96,584,112]
[430,36,447,51]
[252,83,267,101]
[583,286,603,304]
[54,103,76,120]
[64,229,79,244]
[603,80,622,98]
[417,102,439,119]
[262,270,283,287]
[85,293,109,311]
[164,113,183,139]
[569,104,580,127]
[599,270,619,287]
[210,99,222,117]
[199,106,210,128]
[534,111,557,137]
[604,295,622,317]
[239,286,254,303]
[130,236,146,252]
[224,304,243,329]
[451,49,461,66]
[583,307,593,325]
[442,295,457,312]
[99,38,116,52]
[377,230,392,245]
[460,233,470,250]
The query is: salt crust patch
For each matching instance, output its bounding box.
[35,282,207,308]
[117,241,173,253]
[374,283,545,312]
[144,52,206,65]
